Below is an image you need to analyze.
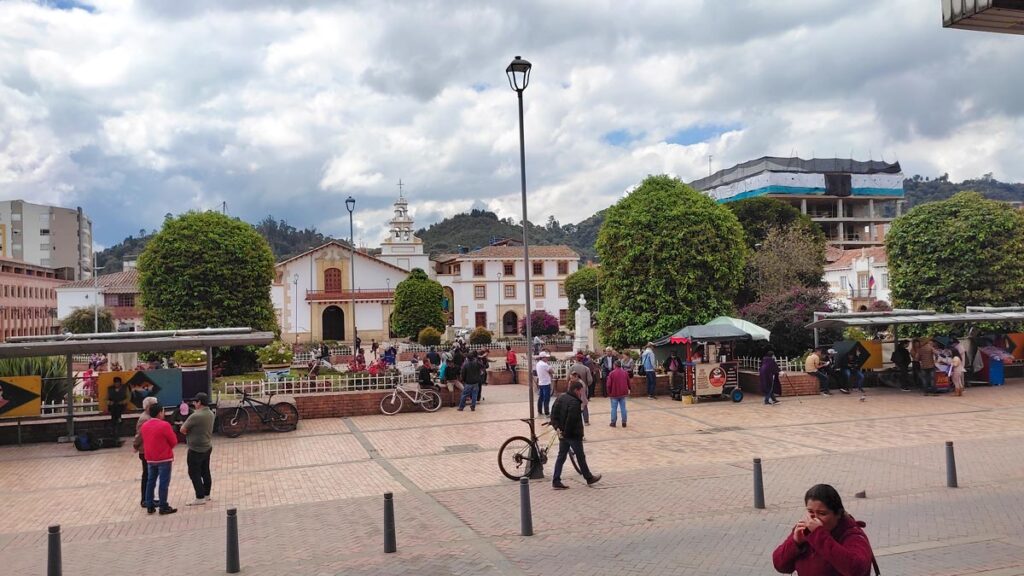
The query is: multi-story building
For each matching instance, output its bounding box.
[823,246,891,312]
[56,264,144,332]
[0,258,70,341]
[690,157,905,249]
[0,200,93,280]
[432,241,580,336]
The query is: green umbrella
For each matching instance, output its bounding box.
[706,316,771,342]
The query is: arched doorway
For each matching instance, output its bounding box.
[503,311,519,336]
[322,306,345,341]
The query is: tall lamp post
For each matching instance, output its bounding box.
[497,272,503,335]
[346,197,357,349]
[507,55,543,478]
[385,278,391,338]
[292,273,300,343]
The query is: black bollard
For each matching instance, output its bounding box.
[946,441,958,488]
[226,508,240,574]
[753,458,766,509]
[520,477,534,536]
[47,525,61,576]
[384,492,397,553]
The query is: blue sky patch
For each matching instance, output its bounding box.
[666,123,742,146]
[602,129,644,147]
[39,0,96,13]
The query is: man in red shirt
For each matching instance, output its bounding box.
[607,360,631,428]
[140,404,178,515]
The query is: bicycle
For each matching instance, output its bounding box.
[498,417,580,481]
[379,382,442,415]
[219,388,300,438]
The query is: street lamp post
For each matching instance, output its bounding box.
[497,272,503,335]
[507,55,544,478]
[292,273,300,343]
[386,278,391,338]
[346,197,357,349]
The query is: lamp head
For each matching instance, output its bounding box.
[506,56,532,92]
[345,196,355,213]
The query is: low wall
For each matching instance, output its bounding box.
[739,370,821,397]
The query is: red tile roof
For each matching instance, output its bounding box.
[58,268,140,294]
[824,246,887,271]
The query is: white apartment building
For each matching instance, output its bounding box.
[432,243,580,336]
[0,200,93,280]
[823,246,891,312]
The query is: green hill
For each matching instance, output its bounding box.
[904,173,1024,207]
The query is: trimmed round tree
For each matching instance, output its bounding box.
[520,310,560,336]
[887,191,1024,311]
[564,266,602,330]
[391,268,445,338]
[139,211,277,332]
[596,175,746,347]
[60,306,114,334]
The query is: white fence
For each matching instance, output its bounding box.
[41,400,100,416]
[737,356,804,372]
[218,371,415,399]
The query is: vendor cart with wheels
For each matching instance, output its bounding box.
[654,323,755,403]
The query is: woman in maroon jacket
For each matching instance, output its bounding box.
[773,484,876,576]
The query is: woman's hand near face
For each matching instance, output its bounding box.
[792,521,808,544]
[805,516,824,533]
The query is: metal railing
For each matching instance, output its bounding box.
[219,371,412,398]
[737,356,804,373]
[41,400,100,416]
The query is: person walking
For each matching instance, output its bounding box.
[891,340,912,391]
[371,338,379,359]
[535,351,553,416]
[533,335,542,356]
[760,349,781,405]
[505,344,519,384]
[132,396,159,508]
[457,351,484,412]
[476,348,490,403]
[805,348,832,396]
[663,349,685,400]
[599,347,616,397]
[180,393,215,506]
[569,353,593,425]
[107,376,129,438]
[549,381,601,490]
[607,360,630,428]
[915,338,937,394]
[140,404,178,515]
[641,342,657,399]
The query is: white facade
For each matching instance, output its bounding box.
[273,241,409,344]
[378,194,432,275]
[433,246,580,336]
[823,247,891,312]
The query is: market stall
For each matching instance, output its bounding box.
[654,323,756,403]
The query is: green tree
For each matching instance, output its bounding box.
[727,196,823,250]
[887,192,1024,311]
[738,286,841,358]
[747,224,826,299]
[60,307,114,334]
[564,266,602,330]
[391,268,445,338]
[596,175,746,347]
[139,211,277,332]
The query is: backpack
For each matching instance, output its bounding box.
[637,362,646,376]
[74,431,98,451]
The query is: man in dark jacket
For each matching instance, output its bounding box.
[549,381,601,490]
[457,351,485,411]
[663,350,685,401]
[891,340,912,391]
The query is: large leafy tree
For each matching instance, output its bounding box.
[747,224,826,300]
[596,175,746,347]
[60,307,114,334]
[138,211,277,332]
[728,196,823,250]
[738,285,841,358]
[392,268,445,339]
[887,192,1024,311]
[564,266,603,330]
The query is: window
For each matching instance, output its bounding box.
[533,284,545,297]
[117,294,135,307]
[839,275,848,291]
[881,273,889,290]
[453,264,461,275]
[557,261,569,275]
[558,283,566,297]
[504,284,516,299]
[324,267,342,291]
[473,262,485,277]
[532,262,543,275]
[40,243,50,252]
[503,262,514,276]
[559,309,568,325]
[40,229,50,236]
[475,312,487,328]
[474,284,486,299]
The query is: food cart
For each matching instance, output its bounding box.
[654,324,752,403]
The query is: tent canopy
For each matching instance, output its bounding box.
[653,324,752,346]
[706,316,771,341]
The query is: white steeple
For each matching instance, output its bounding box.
[378,179,431,275]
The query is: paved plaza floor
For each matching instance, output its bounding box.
[2,382,1024,575]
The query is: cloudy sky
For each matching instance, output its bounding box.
[2,0,1024,249]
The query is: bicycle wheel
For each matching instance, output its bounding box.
[420,390,442,412]
[498,436,535,481]
[568,447,582,475]
[379,392,403,415]
[220,407,249,438]
[270,402,299,432]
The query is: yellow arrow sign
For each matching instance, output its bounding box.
[0,376,42,419]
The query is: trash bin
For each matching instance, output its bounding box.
[989,355,1005,386]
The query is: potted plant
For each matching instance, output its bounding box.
[173,349,207,368]
[257,340,294,373]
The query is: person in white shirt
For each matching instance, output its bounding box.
[535,351,553,416]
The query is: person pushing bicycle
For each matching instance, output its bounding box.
[549,381,601,490]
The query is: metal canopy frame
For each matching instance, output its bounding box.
[807,308,1024,330]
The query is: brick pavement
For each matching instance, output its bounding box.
[0,384,1023,574]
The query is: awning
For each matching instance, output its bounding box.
[0,328,276,358]
[706,316,771,341]
[806,307,1024,330]
[654,324,752,346]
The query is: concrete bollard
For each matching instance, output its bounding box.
[753,458,766,509]
[384,492,397,553]
[946,441,958,488]
[226,508,240,574]
[47,525,61,576]
[520,477,534,536]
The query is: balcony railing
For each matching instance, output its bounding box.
[305,289,394,302]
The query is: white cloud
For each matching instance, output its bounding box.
[2,0,1024,249]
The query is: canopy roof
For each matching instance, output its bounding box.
[806,307,1024,330]
[0,328,275,358]
[706,316,771,341]
[654,324,752,346]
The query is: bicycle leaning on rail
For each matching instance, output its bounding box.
[219,387,300,438]
[379,381,442,415]
[498,417,580,481]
